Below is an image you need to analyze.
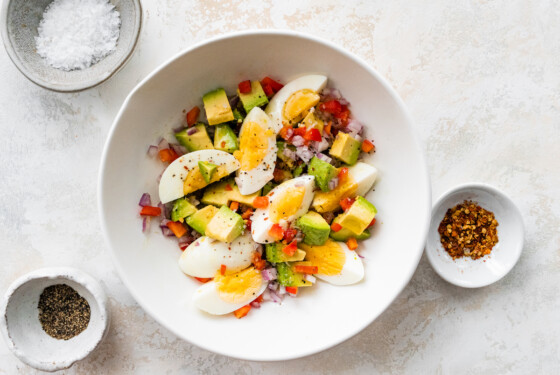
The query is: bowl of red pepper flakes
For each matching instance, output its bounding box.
[426,183,524,288]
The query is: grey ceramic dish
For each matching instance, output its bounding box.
[0,0,142,92]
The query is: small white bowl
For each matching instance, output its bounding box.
[0,267,109,372]
[426,183,524,288]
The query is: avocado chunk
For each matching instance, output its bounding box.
[186,205,219,235]
[308,156,338,192]
[203,88,234,125]
[237,81,269,113]
[293,164,304,177]
[171,198,197,222]
[214,124,239,153]
[198,161,217,183]
[276,141,297,168]
[201,179,261,207]
[335,196,377,234]
[330,132,361,165]
[232,108,245,124]
[205,206,245,243]
[301,111,324,133]
[329,216,371,241]
[296,211,330,245]
[276,262,313,287]
[265,243,306,263]
[262,182,276,196]
[175,123,214,151]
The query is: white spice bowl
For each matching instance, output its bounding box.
[0,0,142,92]
[0,267,110,372]
[426,183,525,288]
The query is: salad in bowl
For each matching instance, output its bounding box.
[138,74,379,318]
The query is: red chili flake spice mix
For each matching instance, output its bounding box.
[438,200,499,260]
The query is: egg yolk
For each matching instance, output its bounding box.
[312,175,358,213]
[214,266,263,304]
[282,89,320,126]
[269,186,305,223]
[238,121,269,171]
[183,165,228,195]
[300,240,346,276]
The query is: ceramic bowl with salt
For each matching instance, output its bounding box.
[0,0,142,92]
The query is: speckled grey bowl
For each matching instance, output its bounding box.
[0,0,142,92]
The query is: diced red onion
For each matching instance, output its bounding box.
[142,217,151,233]
[268,281,279,292]
[188,196,200,206]
[295,230,304,243]
[187,127,198,136]
[161,226,174,237]
[339,97,349,106]
[316,153,332,164]
[313,138,330,153]
[263,289,283,304]
[284,127,294,139]
[262,268,278,281]
[170,143,187,156]
[328,177,339,190]
[157,170,164,184]
[331,89,342,99]
[346,120,363,134]
[160,219,171,227]
[158,202,171,219]
[291,135,305,147]
[157,138,169,150]
[304,274,316,283]
[147,145,158,158]
[322,211,335,224]
[296,146,313,163]
[250,301,261,308]
[282,147,296,160]
[358,253,365,259]
[278,285,286,295]
[138,193,151,207]
[173,124,185,133]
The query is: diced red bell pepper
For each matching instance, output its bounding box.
[304,128,322,142]
[294,265,318,274]
[338,167,349,183]
[220,264,227,275]
[194,277,212,283]
[283,227,298,243]
[262,83,274,98]
[252,251,266,270]
[340,197,355,211]
[238,80,252,94]
[225,184,233,191]
[269,224,284,241]
[255,294,264,303]
[282,240,298,256]
[324,121,332,136]
[234,305,251,319]
[361,139,375,153]
[253,196,269,209]
[292,127,306,137]
[279,125,293,140]
[334,105,350,124]
[241,209,254,220]
[186,106,200,127]
[140,206,162,216]
[346,237,358,250]
[285,286,298,295]
[331,223,342,232]
[166,221,187,238]
[230,201,239,212]
[261,76,284,92]
[368,218,376,227]
[319,100,342,115]
[158,148,179,163]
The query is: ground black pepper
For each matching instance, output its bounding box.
[38,284,90,340]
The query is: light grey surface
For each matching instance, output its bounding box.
[0,0,559,373]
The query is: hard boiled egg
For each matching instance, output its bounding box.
[299,239,364,285]
[265,74,328,132]
[234,107,277,195]
[312,162,378,213]
[178,234,256,278]
[192,266,268,315]
[251,175,315,244]
[159,149,240,204]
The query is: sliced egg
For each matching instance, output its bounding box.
[159,149,240,204]
[178,234,256,278]
[234,107,277,195]
[312,162,378,213]
[192,266,268,315]
[251,175,315,244]
[299,239,364,285]
[265,74,328,132]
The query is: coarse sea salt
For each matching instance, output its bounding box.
[35,0,121,71]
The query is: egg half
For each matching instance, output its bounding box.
[265,74,328,132]
[159,149,240,204]
[299,239,364,285]
[178,234,256,278]
[234,107,277,195]
[312,162,378,213]
[251,175,315,244]
[192,266,268,315]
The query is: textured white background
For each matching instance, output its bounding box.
[1,0,559,373]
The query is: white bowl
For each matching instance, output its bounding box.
[98,30,431,361]
[0,267,109,372]
[426,183,524,288]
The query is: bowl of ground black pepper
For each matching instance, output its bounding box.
[0,267,109,372]
[426,183,524,288]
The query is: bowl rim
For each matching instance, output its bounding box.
[0,267,110,371]
[426,182,525,288]
[97,29,432,361]
[0,0,142,93]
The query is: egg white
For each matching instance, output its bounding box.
[315,241,364,286]
[192,277,268,315]
[251,175,315,244]
[235,107,277,195]
[178,234,256,278]
[159,149,240,204]
[350,162,378,197]
[265,74,328,132]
